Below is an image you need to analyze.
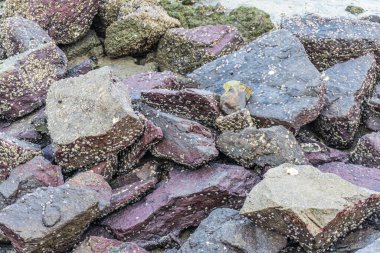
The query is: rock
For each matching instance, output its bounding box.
[141,88,221,125]
[188,29,326,133]
[73,236,148,253]
[179,208,287,253]
[0,43,67,120]
[364,84,380,131]
[92,0,126,37]
[88,155,118,182]
[0,132,41,181]
[365,113,380,131]
[0,156,63,209]
[61,30,103,61]
[119,120,163,172]
[0,185,101,253]
[141,105,218,168]
[220,80,253,115]
[361,15,380,23]
[216,126,307,168]
[4,0,99,44]
[356,237,380,253]
[314,54,377,148]
[156,25,244,74]
[332,226,380,252]
[101,163,260,248]
[281,14,380,70]
[318,162,380,192]
[367,83,380,113]
[350,132,380,168]
[2,16,53,57]
[65,59,96,78]
[104,0,180,57]
[345,5,365,15]
[240,163,380,252]
[300,142,348,166]
[215,108,254,132]
[46,67,144,170]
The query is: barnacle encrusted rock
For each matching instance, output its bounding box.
[140,105,219,168]
[156,25,244,74]
[73,236,148,253]
[141,88,221,125]
[188,29,326,132]
[2,16,53,57]
[104,0,180,57]
[46,67,144,171]
[216,126,307,168]
[314,54,377,148]
[215,108,254,132]
[240,163,380,253]
[0,132,41,181]
[350,132,380,168]
[61,30,103,61]
[4,0,99,44]
[0,43,67,120]
[281,14,380,70]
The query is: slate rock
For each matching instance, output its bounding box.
[88,155,118,182]
[216,126,307,168]
[46,67,144,170]
[141,105,218,168]
[300,142,348,166]
[240,163,380,252]
[157,24,244,74]
[101,163,260,248]
[179,208,287,253]
[215,108,254,132]
[314,54,377,148]
[2,16,53,57]
[4,0,99,44]
[141,88,221,125]
[73,236,148,253]
[0,43,67,120]
[350,132,380,168]
[281,14,380,70]
[188,29,326,132]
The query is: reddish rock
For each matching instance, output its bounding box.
[301,142,348,166]
[141,106,219,168]
[157,25,245,74]
[4,0,99,44]
[73,236,148,253]
[141,88,221,125]
[0,43,67,120]
[318,162,380,192]
[350,132,380,168]
[101,163,260,248]
[65,59,95,78]
[0,132,41,181]
[89,155,118,182]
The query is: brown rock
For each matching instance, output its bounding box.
[215,108,254,132]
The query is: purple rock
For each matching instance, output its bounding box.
[65,59,95,78]
[350,132,380,168]
[301,142,348,166]
[88,155,118,182]
[101,163,260,248]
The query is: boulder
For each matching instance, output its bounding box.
[240,163,380,252]
[300,142,348,166]
[156,25,244,74]
[101,163,260,248]
[188,29,326,132]
[141,88,221,125]
[179,208,287,253]
[141,105,218,168]
[215,108,254,132]
[73,236,148,253]
[0,43,67,120]
[0,132,41,181]
[281,14,380,70]
[4,0,99,44]
[2,16,53,57]
[216,126,307,168]
[350,132,380,168]
[314,54,377,148]
[61,30,103,61]
[104,0,180,57]
[46,67,144,170]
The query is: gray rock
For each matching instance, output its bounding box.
[179,208,287,253]
[188,29,326,132]
[350,132,380,168]
[73,236,148,253]
[356,237,380,253]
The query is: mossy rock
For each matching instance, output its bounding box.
[345,5,365,15]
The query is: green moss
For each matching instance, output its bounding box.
[345,5,365,15]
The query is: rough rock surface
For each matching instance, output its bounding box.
[141,105,218,168]
[356,237,380,253]
[2,16,53,57]
[156,25,244,74]
[300,141,348,166]
[65,59,96,78]
[88,155,118,182]
[215,108,254,132]
[73,236,148,253]
[101,163,260,248]
[46,67,144,170]
[105,0,180,57]
[188,29,326,132]
[61,30,103,61]
[4,0,99,44]
[141,88,221,125]
[219,80,253,115]
[0,132,41,181]
[314,54,377,148]
[179,208,287,253]
[350,132,380,168]
[319,162,380,192]
[216,126,307,168]
[0,185,100,253]
[281,14,380,70]
[0,43,67,120]
[240,163,380,252]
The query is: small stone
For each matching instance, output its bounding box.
[300,141,348,166]
[220,80,253,115]
[65,59,96,78]
[73,236,148,253]
[350,132,380,168]
[346,5,365,15]
[215,108,254,132]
